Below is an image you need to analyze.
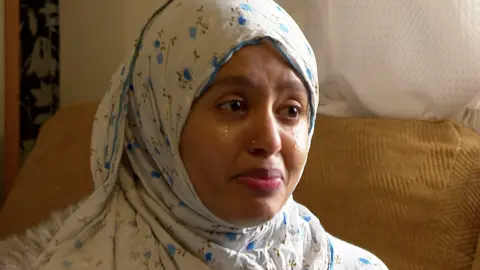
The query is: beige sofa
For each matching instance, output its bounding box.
[1,102,480,270]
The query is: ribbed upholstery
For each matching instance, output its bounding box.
[295,116,480,270]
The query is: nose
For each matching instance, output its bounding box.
[247,111,282,157]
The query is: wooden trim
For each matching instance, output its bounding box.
[4,0,20,199]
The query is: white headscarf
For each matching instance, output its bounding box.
[34,0,387,269]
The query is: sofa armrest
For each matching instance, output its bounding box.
[0,102,98,238]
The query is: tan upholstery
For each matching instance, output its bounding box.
[295,116,480,270]
[0,103,96,237]
[1,103,480,270]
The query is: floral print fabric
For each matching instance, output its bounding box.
[33,0,387,269]
[20,0,60,164]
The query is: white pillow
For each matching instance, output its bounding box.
[277,0,480,132]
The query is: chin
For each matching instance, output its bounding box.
[225,198,284,228]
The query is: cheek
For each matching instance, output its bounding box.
[283,122,310,175]
[291,121,310,154]
[180,120,235,185]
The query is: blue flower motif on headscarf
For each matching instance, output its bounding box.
[178,201,187,207]
[204,252,213,262]
[225,232,237,241]
[151,171,161,178]
[306,68,313,80]
[167,244,176,257]
[279,23,289,32]
[183,68,193,81]
[157,53,164,64]
[238,16,247,25]
[189,27,197,39]
[246,241,256,251]
[359,258,371,265]
[239,3,252,11]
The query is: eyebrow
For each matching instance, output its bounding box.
[212,75,307,93]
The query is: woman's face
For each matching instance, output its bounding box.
[180,42,310,227]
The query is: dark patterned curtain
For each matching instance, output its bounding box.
[19,0,59,163]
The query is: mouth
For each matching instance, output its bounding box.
[232,168,284,194]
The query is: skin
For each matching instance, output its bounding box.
[180,41,310,227]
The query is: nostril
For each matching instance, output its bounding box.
[249,147,267,156]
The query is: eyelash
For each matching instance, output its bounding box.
[217,99,304,121]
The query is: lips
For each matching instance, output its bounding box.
[233,168,284,193]
[234,168,284,180]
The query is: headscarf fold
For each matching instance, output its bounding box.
[33,0,386,269]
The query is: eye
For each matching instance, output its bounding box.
[278,105,302,119]
[218,99,246,112]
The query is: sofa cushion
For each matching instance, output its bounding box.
[0,102,97,238]
[295,116,480,270]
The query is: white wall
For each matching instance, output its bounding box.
[60,0,124,105]
[60,0,165,106]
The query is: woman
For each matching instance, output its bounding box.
[1,0,388,269]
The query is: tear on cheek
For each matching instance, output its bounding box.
[291,127,309,152]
